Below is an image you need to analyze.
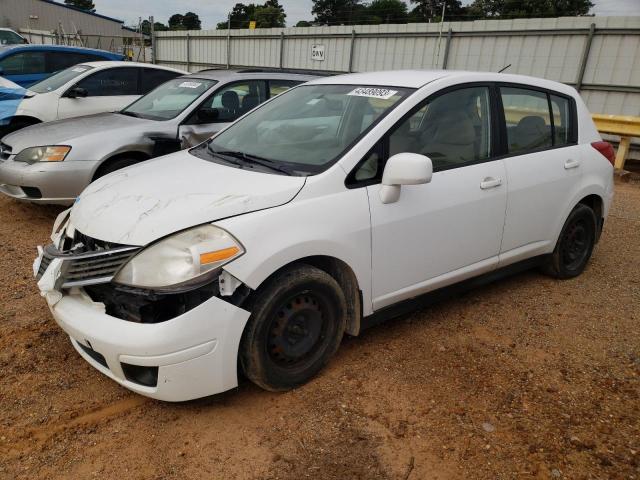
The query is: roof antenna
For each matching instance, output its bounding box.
[498,64,512,73]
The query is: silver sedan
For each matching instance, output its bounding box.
[0,69,316,205]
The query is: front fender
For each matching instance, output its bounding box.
[217,187,374,316]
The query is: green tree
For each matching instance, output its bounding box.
[295,20,313,27]
[312,0,367,25]
[168,14,185,30]
[64,0,95,12]
[366,0,408,24]
[182,12,202,30]
[217,1,287,29]
[141,19,169,35]
[408,0,467,22]
[217,3,257,29]
[154,22,169,32]
[255,5,286,27]
[467,0,594,18]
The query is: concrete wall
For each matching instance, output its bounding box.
[154,16,640,116]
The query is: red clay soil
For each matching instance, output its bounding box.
[0,183,638,480]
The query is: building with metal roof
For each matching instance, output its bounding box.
[0,0,144,51]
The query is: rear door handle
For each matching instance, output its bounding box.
[480,177,502,190]
[564,159,580,169]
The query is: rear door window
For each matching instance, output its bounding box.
[75,67,139,96]
[500,87,552,154]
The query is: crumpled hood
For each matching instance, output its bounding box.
[2,112,143,151]
[70,151,306,246]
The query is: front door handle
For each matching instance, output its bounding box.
[564,159,580,169]
[480,177,502,190]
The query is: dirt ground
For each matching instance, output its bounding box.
[0,182,638,480]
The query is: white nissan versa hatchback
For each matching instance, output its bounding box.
[35,70,614,401]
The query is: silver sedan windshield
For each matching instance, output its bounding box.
[122,78,217,120]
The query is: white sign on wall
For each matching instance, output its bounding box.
[311,44,325,61]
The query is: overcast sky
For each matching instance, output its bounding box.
[92,0,640,29]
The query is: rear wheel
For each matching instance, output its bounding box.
[542,204,597,279]
[240,264,347,392]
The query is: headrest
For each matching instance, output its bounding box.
[431,110,476,145]
[221,90,240,110]
[242,94,259,111]
[517,115,546,133]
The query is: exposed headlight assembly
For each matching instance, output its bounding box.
[113,225,244,292]
[15,146,71,163]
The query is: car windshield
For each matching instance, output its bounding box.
[194,84,412,175]
[30,64,93,93]
[121,78,217,120]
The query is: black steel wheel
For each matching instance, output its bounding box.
[240,264,347,391]
[542,203,597,279]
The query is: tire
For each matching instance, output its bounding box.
[94,157,142,180]
[542,204,597,279]
[240,264,347,392]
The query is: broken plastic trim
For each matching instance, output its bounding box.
[84,273,251,324]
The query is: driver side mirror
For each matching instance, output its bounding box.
[379,153,433,204]
[196,107,219,124]
[65,87,88,99]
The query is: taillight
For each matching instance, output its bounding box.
[591,141,615,167]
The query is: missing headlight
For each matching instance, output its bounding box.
[84,277,250,324]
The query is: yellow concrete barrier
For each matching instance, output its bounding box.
[592,114,640,170]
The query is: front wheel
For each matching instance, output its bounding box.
[542,203,597,279]
[240,264,347,392]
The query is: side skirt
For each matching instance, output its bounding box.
[360,255,548,331]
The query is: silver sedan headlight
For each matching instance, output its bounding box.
[15,145,71,163]
[113,225,244,291]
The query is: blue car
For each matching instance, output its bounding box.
[0,45,124,87]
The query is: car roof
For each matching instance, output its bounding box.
[77,61,186,73]
[183,68,318,82]
[0,44,123,58]
[308,69,577,96]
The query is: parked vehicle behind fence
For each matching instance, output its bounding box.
[34,70,614,401]
[0,62,186,136]
[0,69,317,204]
[0,28,28,46]
[0,44,124,87]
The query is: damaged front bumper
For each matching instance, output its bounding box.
[36,243,251,402]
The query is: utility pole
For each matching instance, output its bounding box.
[150,16,155,64]
[226,13,231,69]
[434,1,447,68]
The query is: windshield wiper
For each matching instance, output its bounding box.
[119,111,140,118]
[208,147,294,176]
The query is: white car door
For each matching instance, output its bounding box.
[356,85,508,311]
[497,86,582,264]
[57,67,141,120]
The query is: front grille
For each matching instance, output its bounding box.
[37,231,140,289]
[0,142,12,161]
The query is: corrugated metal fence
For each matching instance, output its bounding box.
[153,16,640,116]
